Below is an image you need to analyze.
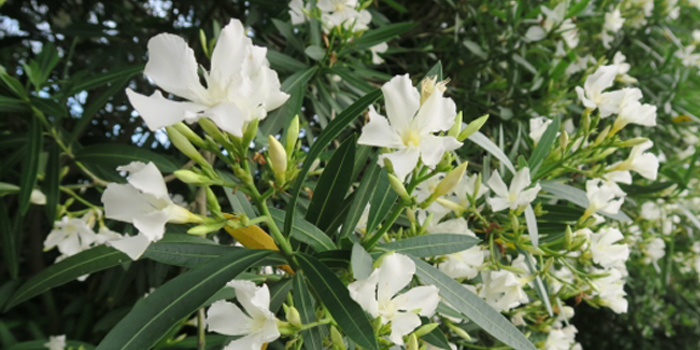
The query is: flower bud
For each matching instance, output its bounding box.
[559,130,569,150]
[30,189,46,205]
[330,326,346,350]
[173,122,206,148]
[565,225,573,250]
[205,186,222,216]
[198,118,228,146]
[268,135,287,184]
[285,305,302,328]
[449,324,472,341]
[432,162,468,200]
[436,197,465,214]
[406,334,419,350]
[174,169,210,185]
[242,119,259,150]
[594,125,610,145]
[413,323,439,338]
[166,126,208,166]
[199,29,209,57]
[617,137,649,148]
[285,115,300,156]
[276,320,296,336]
[448,111,463,138]
[458,114,489,141]
[387,173,411,201]
[187,222,225,235]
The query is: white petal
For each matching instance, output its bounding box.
[125,161,169,199]
[382,74,420,132]
[229,280,271,320]
[412,88,457,132]
[357,106,403,148]
[133,210,169,241]
[210,19,249,90]
[143,33,207,101]
[487,170,509,198]
[109,232,151,260]
[204,102,246,137]
[377,253,415,305]
[516,183,541,207]
[418,135,462,168]
[126,89,206,131]
[488,197,511,212]
[206,300,252,336]
[394,285,440,316]
[510,167,532,195]
[102,184,154,224]
[348,270,380,317]
[575,86,596,109]
[388,312,421,345]
[378,148,420,182]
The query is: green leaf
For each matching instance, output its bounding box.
[305,45,326,61]
[351,243,373,280]
[567,0,591,16]
[30,96,67,118]
[468,131,516,174]
[272,19,306,53]
[0,200,18,279]
[66,65,144,95]
[19,116,43,215]
[426,61,443,81]
[143,237,239,268]
[306,135,356,231]
[0,71,28,100]
[293,273,324,350]
[36,42,60,86]
[410,257,537,350]
[340,161,380,239]
[0,95,29,113]
[345,22,417,52]
[223,186,257,218]
[297,253,378,350]
[43,142,60,223]
[528,116,560,171]
[365,168,398,235]
[420,318,451,349]
[284,89,382,237]
[75,143,181,175]
[269,278,294,313]
[376,234,480,258]
[270,208,336,252]
[71,76,131,143]
[540,181,631,222]
[331,67,375,94]
[518,250,553,317]
[5,246,129,311]
[95,249,273,350]
[267,50,308,74]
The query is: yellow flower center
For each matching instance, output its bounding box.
[401,130,421,147]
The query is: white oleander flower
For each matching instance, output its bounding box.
[643,238,666,265]
[44,335,66,350]
[31,189,47,205]
[612,52,637,84]
[584,179,625,216]
[675,45,700,67]
[529,116,553,143]
[289,0,307,25]
[593,267,628,313]
[370,42,388,64]
[565,54,595,76]
[358,74,462,181]
[541,3,579,48]
[206,280,280,350]
[478,270,529,312]
[575,65,623,117]
[641,201,662,220]
[590,227,629,268]
[126,19,289,137]
[609,140,659,181]
[604,9,625,33]
[450,173,489,208]
[486,168,541,212]
[694,29,700,43]
[44,215,98,257]
[423,217,485,280]
[545,325,578,350]
[611,89,656,133]
[348,253,440,345]
[102,161,200,260]
[318,0,372,32]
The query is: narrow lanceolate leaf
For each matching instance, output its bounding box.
[19,116,43,215]
[410,257,537,350]
[0,201,18,279]
[66,64,144,95]
[519,250,553,317]
[267,50,308,74]
[5,246,129,311]
[340,161,381,239]
[96,249,273,350]
[270,208,336,252]
[468,131,516,174]
[524,205,539,247]
[75,144,181,174]
[365,168,398,235]
[144,238,238,268]
[425,61,443,81]
[293,273,324,350]
[344,22,417,52]
[306,135,356,231]
[284,89,382,237]
[297,254,378,350]
[44,143,60,223]
[540,181,631,222]
[376,234,480,258]
[528,116,560,171]
[70,76,132,143]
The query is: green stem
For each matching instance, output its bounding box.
[364,203,405,249]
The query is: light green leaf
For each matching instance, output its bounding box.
[293,273,324,350]
[270,208,336,252]
[376,234,480,258]
[540,181,631,222]
[468,131,516,174]
[529,116,560,171]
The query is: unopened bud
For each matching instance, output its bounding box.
[406,334,419,350]
[581,110,591,133]
[285,305,302,328]
[432,162,468,200]
[174,169,210,185]
[199,29,209,57]
[559,130,569,150]
[617,137,649,148]
[198,118,229,145]
[285,115,300,156]
[173,122,206,148]
[413,323,439,338]
[565,225,573,250]
[330,326,346,350]
[387,173,411,201]
[242,119,259,150]
[276,320,296,336]
[268,135,287,184]
[205,186,222,215]
[166,126,209,166]
[449,324,472,341]
[594,125,610,145]
[458,114,489,141]
[448,111,463,138]
[187,222,225,235]
[435,197,465,213]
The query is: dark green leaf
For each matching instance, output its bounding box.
[0,200,18,279]
[269,278,293,313]
[297,253,378,350]
[272,19,306,53]
[306,135,356,230]
[376,234,480,258]
[143,236,239,268]
[365,168,398,234]
[267,50,308,74]
[96,249,273,350]
[0,71,28,99]
[0,95,29,113]
[71,76,131,143]
[410,257,536,350]
[283,89,381,237]
[270,208,336,252]
[67,65,144,95]
[19,116,43,215]
[75,144,181,175]
[293,273,324,350]
[5,246,129,311]
[529,116,560,171]
[340,161,380,239]
[345,22,416,52]
[426,61,443,81]
[44,142,60,223]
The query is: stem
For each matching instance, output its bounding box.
[197,308,206,350]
